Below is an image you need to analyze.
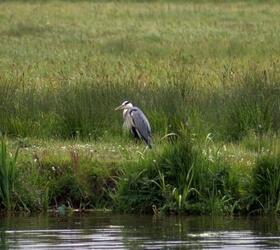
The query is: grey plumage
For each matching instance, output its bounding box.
[129,107,152,147]
[115,101,152,148]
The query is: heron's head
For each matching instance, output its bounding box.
[115,101,133,111]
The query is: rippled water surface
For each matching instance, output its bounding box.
[1,213,280,249]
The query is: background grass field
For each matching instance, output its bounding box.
[1,0,280,139]
[0,0,279,214]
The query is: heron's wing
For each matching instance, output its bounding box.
[130,107,152,146]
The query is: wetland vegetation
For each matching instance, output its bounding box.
[0,0,279,215]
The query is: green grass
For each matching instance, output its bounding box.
[0,130,278,214]
[0,136,19,211]
[0,0,279,214]
[12,137,137,211]
[0,0,279,139]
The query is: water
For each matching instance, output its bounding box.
[1,212,280,249]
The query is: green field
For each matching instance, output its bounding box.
[0,0,279,214]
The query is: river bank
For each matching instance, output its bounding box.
[1,132,279,215]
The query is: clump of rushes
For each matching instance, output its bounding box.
[249,153,280,215]
[113,131,242,215]
[0,135,19,211]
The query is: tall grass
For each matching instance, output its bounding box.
[0,136,19,211]
[113,131,242,214]
[250,154,280,214]
[0,68,279,141]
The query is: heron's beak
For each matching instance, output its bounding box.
[115,105,123,111]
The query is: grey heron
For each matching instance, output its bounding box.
[115,101,152,148]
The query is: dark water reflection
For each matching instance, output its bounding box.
[0,213,280,249]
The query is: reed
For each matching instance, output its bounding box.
[250,154,280,214]
[0,68,279,142]
[0,136,19,211]
[112,131,239,214]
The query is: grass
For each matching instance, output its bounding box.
[0,0,280,139]
[12,137,135,212]
[250,153,280,214]
[0,0,279,214]
[0,129,278,215]
[112,131,280,215]
[0,136,19,211]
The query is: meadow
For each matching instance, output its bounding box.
[0,0,279,215]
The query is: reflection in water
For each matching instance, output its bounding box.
[0,213,280,249]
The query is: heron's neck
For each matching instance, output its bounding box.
[123,109,128,118]
[123,104,133,117]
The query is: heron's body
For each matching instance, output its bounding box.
[115,101,152,148]
[122,108,141,139]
